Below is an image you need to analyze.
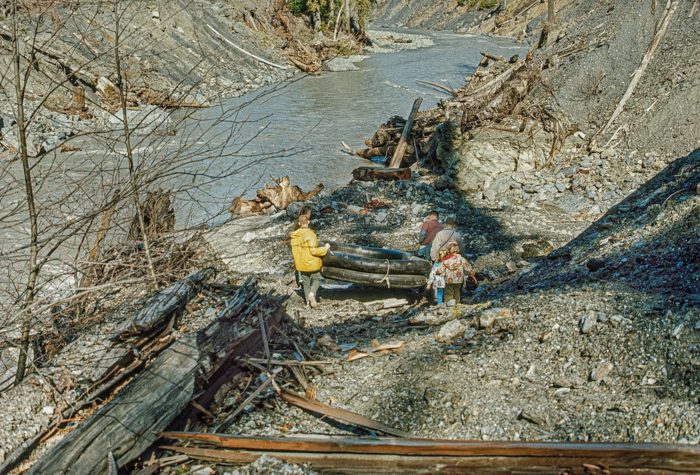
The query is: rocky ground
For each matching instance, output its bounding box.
[0,0,698,473]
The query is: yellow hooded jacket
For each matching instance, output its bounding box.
[290,227,328,272]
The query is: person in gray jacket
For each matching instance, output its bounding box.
[430,217,464,261]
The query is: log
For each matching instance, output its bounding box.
[352,166,411,181]
[590,0,679,148]
[480,51,506,62]
[229,196,265,216]
[388,97,422,168]
[113,268,215,338]
[280,390,411,437]
[29,277,276,474]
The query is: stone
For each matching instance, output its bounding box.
[586,258,605,272]
[590,360,614,382]
[521,239,554,258]
[189,466,214,475]
[478,308,513,329]
[436,319,469,343]
[41,406,55,416]
[561,166,578,178]
[517,409,545,425]
[579,312,597,334]
[601,148,616,160]
[464,326,477,340]
[241,231,256,243]
[323,57,361,72]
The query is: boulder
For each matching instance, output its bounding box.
[436,319,469,343]
[478,307,513,329]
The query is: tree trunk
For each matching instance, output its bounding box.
[113,0,158,289]
[343,0,351,33]
[352,167,411,181]
[12,0,39,385]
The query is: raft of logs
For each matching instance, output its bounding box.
[4,274,282,474]
[229,176,324,216]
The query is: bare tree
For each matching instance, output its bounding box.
[0,0,299,385]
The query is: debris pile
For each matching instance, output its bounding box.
[230,176,324,217]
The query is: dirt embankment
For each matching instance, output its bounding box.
[0,0,362,156]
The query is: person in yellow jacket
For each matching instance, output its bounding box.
[290,215,329,308]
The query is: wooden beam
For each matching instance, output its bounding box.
[388,98,422,169]
[159,439,700,474]
[352,167,411,181]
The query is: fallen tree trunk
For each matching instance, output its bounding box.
[388,97,422,168]
[29,277,276,474]
[352,166,411,181]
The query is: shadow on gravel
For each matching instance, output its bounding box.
[315,180,522,258]
[495,148,700,303]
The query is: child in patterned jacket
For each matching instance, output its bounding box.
[436,241,476,305]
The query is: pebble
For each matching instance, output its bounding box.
[590,361,614,382]
[579,312,597,334]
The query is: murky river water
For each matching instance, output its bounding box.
[173,29,524,226]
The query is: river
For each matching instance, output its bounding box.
[170,29,524,227]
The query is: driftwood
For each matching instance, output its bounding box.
[480,51,506,62]
[352,166,411,181]
[388,97,422,168]
[29,277,277,474]
[159,434,700,473]
[416,79,455,95]
[29,338,200,474]
[113,267,215,338]
[206,24,287,70]
[280,390,411,437]
[229,176,324,216]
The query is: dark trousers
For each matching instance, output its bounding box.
[300,271,321,303]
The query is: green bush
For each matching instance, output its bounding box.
[287,0,307,16]
[479,0,498,9]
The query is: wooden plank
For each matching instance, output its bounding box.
[158,433,700,463]
[160,444,700,474]
[388,98,422,168]
[279,390,412,438]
